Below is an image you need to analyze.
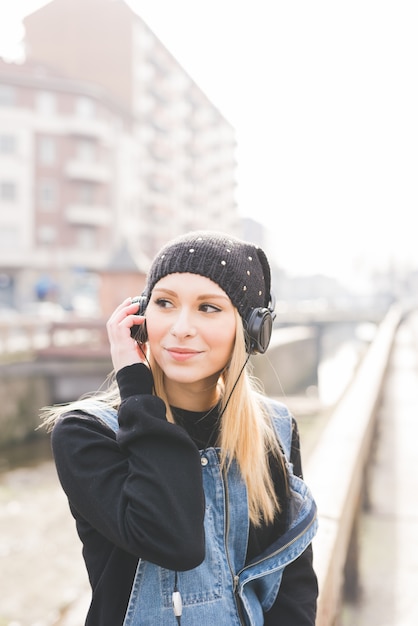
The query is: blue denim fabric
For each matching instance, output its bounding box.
[89,399,318,626]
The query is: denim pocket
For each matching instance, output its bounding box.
[160,504,225,606]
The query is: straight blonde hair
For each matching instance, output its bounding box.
[40,312,287,526]
[151,311,286,525]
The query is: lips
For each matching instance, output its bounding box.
[165,347,203,362]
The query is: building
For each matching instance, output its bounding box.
[0,0,238,311]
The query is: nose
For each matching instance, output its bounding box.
[170,308,196,338]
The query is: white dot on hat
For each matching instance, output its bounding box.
[248,256,253,261]
[247,270,251,275]
[189,248,195,253]
[221,260,226,265]
[243,286,247,291]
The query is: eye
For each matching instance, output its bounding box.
[154,298,173,309]
[199,303,222,313]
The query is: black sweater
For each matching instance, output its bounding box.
[51,364,317,625]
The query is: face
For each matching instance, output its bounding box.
[146,273,237,404]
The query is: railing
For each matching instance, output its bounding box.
[305,304,403,625]
[0,318,318,375]
[0,317,109,359]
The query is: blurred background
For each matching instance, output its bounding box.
[1,0,417,316]
[0,1,417,625]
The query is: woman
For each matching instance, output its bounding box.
[41,230,318,625]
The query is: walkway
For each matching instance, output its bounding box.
[341,309,418,626]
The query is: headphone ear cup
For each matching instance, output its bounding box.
[130,295,148,342]
[132,295,147,316]
[245,307,273,355]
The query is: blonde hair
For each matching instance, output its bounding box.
[40,312,286,526]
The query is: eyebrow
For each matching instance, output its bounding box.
[152,288,229,302]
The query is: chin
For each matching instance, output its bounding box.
[162,365,216,387]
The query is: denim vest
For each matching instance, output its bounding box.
[89,399,318,626]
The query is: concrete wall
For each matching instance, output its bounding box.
[305,304,402,625]
[0,364,51,446]
[251,326,318,396]
[0,358,112,448]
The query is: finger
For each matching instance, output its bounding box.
[107,299,138,326]
[129,314,145,328]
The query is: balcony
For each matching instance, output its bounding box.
[65,204,111,226]
[65,160,110,183]
[64,118,110,140]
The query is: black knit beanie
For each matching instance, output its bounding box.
[145,230,272,323]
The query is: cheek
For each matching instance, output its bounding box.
[211,318,236,353]
[144,317,165,348]
[146,324,162,344]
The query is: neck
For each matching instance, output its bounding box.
[165,378,220,412]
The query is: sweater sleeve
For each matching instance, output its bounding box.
[264,418,318,625]
[264,544,318,625]
[51,364,205,571]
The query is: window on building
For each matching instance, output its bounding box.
[75,96,95,118]
[0,134,17,154]
[0,181,17,201]
[39,179,58,211]
[38,225,57,245]
[76,138,96,161]
[76,225,96,249]
[38,137,57,165]
[0,225,18,248]
[77,182,95,204]
[0,85,16,106]
[36,91,56,116]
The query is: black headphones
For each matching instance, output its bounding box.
[130,292,276,356]
[244,293,276,355]
[130,295,148,344]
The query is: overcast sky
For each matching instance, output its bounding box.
[1,1,418,283]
